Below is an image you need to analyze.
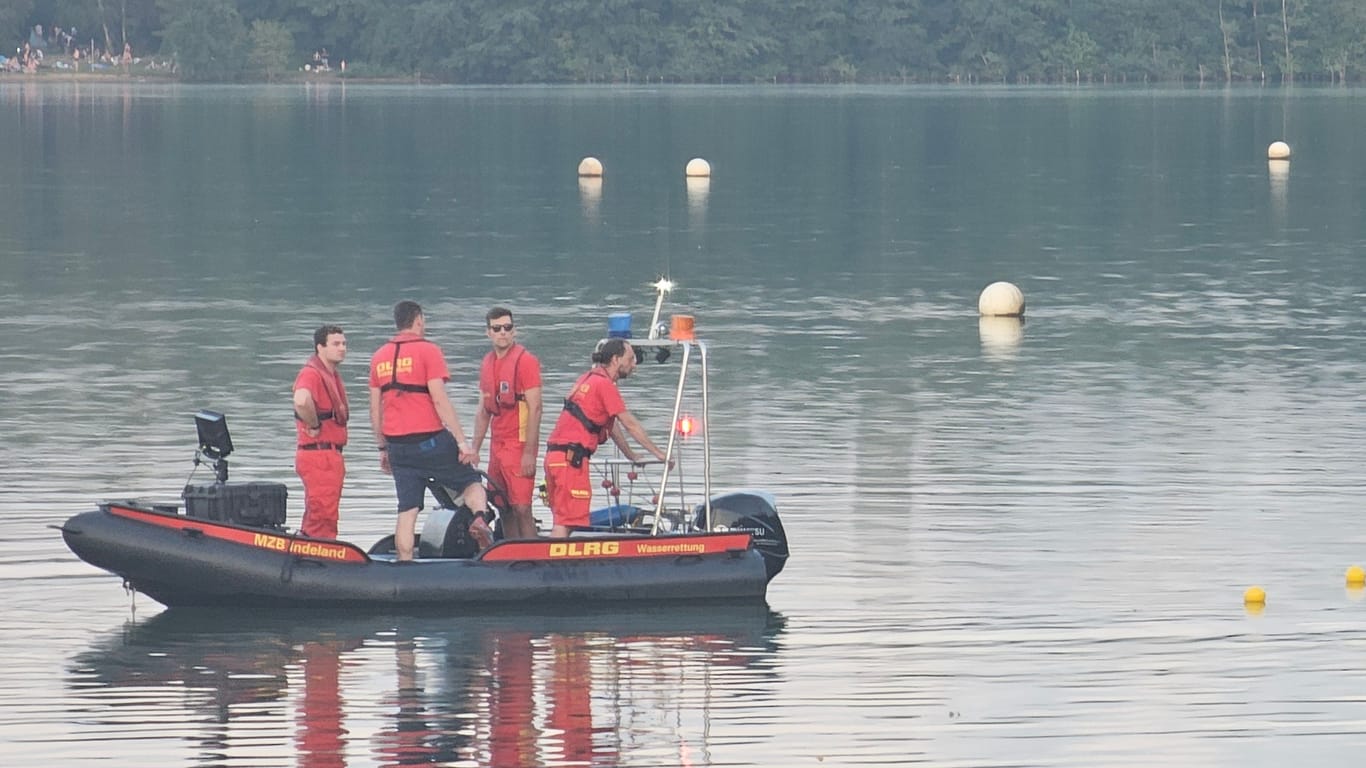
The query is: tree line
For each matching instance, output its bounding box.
[9,0,1366,83]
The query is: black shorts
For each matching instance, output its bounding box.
[387,430,481,511]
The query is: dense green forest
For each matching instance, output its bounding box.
[8,0,1366,83]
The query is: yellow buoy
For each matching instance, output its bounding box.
[1243,586,1266,605]
[685,157,712,177]
[1267,141,1291,160]
[578,156,603,177]
[978,281,1026,317]
[1347,565,1366,586]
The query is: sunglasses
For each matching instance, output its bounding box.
[488,323,514,332]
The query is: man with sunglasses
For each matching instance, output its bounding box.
[471,307,543,539]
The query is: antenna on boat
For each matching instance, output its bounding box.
[646,278,674,339]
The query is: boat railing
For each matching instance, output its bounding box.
[651,339,711,534]
[577,279,731,537]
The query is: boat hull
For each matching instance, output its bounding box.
[61,506,771,610]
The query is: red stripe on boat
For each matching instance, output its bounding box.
[479,533,752,562]
[105,504,370,563]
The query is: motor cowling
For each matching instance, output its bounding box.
[417,506,481,559]
[695,491,788,581]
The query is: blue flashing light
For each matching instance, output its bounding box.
[607,312,632,339]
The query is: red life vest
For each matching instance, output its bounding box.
[479,344,527,415]
[294,355,350,428]
[552,368,616,452]
[377,336,437,396]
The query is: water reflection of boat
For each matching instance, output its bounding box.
[69,606,786,766]
[60,281,789,610]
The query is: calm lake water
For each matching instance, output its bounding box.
[4,82,1366,766]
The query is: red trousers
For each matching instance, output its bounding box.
[487,440,536,506]
[544,450,592,528]
[296,449,345,539]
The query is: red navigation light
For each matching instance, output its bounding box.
[676,414,696,437]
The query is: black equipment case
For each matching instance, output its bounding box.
[182,482,287,529]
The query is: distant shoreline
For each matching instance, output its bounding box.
[0,71,416,85]
[0,68,1337,88]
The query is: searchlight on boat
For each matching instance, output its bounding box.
[613,276,675,361]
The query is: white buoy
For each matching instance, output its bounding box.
[685,158,712,177]
[978,281,1025,317]
[578,157,603,177]
[1267,141,1291,160]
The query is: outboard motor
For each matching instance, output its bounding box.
[696,491,788,581]
[416,478,501,558]
[417,506,481,559]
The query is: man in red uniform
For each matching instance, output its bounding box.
[368,300,492,561]
[543,338,670,538]
[472,307,543,539]
[293,324,349,540]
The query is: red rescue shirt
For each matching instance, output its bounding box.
[546,368,624,453]
[368,334,448,437]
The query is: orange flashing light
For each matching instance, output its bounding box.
[669,314,696,341]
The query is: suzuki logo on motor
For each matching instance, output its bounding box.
[549,541,620,557]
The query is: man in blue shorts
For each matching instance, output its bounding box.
[368,300,492,561]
